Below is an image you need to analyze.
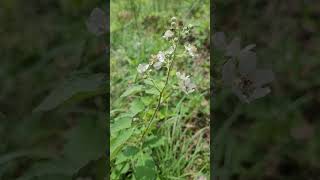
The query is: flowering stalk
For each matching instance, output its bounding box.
[134,17,198,150]
[140,47,176,143]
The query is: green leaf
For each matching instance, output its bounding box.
[143,79,154,86]
[111,116,132,135]
[0,150,53,166]
[144,79,164,90]
[129,99,145,116]
[134,152,156,180]
[141,97,152,106]
[18,120,106,179]
[120,85,143,98]
[143,135,166,149]
[115,146,140,165]
[62,119,106,166]
[34,73,105,112]
[110,128,134,160]
[16,159,82,180]
[145,88,160,96]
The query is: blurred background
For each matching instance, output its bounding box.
[0,0,107,179]
[213,0,320,179]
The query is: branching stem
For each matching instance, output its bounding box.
[139,48,176,145]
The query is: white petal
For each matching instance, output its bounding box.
[222,59,236,86]
[249,87,271,101]
[163,30,174,40]
[157,51,166,62]
[252,69,274,87]
[137,63,149,74]
[238,51,257,76]
[226,37,241,57]
[153,61,162,70]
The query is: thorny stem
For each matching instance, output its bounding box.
[139,49,176,145]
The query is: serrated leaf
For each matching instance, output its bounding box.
[143,135,166,149]
[144,79,165,90]
[134,152,156,180]
[129,100,145,116]
[145,88,160,96]
[115,146,140,165]
[16,160,76,180]
[143,79,154,86]
[110,128,134,160]
[34,73,105,112]
[0,150,53,166]
[62,119,106,168]
[120,85,143,98]
[111,116,132,135]
[141,97,152,106]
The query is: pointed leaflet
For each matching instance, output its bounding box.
[120,85,144,98]
[134,152,156,180]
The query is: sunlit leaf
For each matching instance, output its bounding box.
[120,85,144,98]
[134,152,156,180]
[111,116,132,135]
[129,99,145,116]
[110,128,134,160]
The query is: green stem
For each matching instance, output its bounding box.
[139,52,176,145]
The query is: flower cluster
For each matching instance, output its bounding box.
[137,17,197,94]
[176,72,196,94]
[136,44,176,74]
[214,32,274,103]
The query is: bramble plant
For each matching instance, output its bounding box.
[212,31,275,180]
[111,17,200,179]
[214,31,274,103]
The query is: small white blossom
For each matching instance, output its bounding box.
[165,45,176,55]
[157,51,166,62]
[184,44,197,57]
[137,63,149,74]
[153,61,163,70]
[151,51,166,70]
[163,30,174,40]
[176,72,196,94]
[176,72,188,81]
[171,17,177,22]
[197,176,207,180]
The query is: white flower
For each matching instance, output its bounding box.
[151,51,166,70]
[197,176,207,180]
[153,61,163,70]
[170,17,177,22]
[176,72,188,81]
[163,30,174,40]
[137,63,149,74]
[157,51,166,62]
[165,45,175,55]
[187,24,193,29]
[184,44,197,57]
[176,72,196,94]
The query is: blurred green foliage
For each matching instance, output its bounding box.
[213,0,320,179]
[0,0,107,179]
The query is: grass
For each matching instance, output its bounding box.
[110,0,210,179]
